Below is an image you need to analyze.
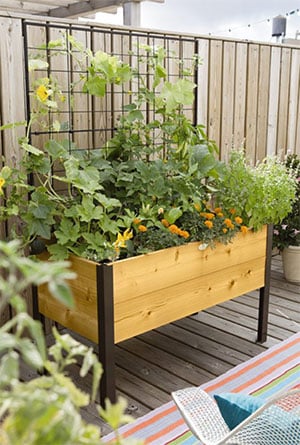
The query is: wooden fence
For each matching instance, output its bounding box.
[0,12,299,323]
[0,13,300,164]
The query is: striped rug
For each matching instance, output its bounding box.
[103,332,300,444]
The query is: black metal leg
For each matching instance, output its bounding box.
[32,285,45,330]
[257,224,273,343]
[97,263,116,406]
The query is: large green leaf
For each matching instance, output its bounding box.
[84,76,106,97]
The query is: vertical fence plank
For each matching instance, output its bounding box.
[0,17,27,323]
[266,46,281,156]
[287,49,300,154]
[245,44,259,161]
[196,38,209,129]
[221,41,235,160]
[256,45,271,161]
[277,47,292,155]
[208,39,223,152]
[233,42,247,151]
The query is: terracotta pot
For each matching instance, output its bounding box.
[282,245,300,284]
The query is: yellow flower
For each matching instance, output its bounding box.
[235,216,243,224]
[138,224,147,232]
[113,228,133,249]
[0,177,5,193]
[204,220,213,229]
[217,212,224,217]
[223,228,228,233]
[161,219,170,227]
[194,203,201,212]
[36,85,49,102]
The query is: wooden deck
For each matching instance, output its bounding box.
[21,254,300,435]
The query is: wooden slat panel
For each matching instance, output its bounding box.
[114,256,265,342]
[113,228,267,303]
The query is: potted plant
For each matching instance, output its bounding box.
[273,154,300,283]
[0,38,297,403]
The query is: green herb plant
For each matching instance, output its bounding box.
[273,153,300,250]
[0,240,143,445]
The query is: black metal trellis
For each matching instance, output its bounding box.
[22,20,198,155]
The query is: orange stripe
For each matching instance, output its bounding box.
[120,405,178,439]
[145,419,185,443]
[233,351,300,392]
[206,337,300,393]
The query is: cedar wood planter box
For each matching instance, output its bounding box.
[35,225,272,405]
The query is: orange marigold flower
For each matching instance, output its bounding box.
[223,228,228,233]
[161,218,170,227]
[217,212,224,217]
[235,216,243,224]
[138,224,147,232]
[169,224,179,234]
[224,218,234,229]
[179,230,190,239]
[36,85,49,102]
[241,225,248,234]
[133,218,141,225]
[214,207,222,213]
[229,208,236,215]
[204,220,213,229]
[200,212,214,219]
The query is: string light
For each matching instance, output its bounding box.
[210,7,300,36]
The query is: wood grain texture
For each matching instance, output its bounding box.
[38,227,267,344]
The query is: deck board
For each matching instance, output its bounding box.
[21,254,300,435]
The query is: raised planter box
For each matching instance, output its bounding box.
[34,225,272,405]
